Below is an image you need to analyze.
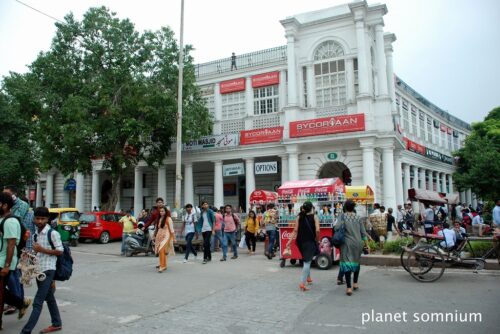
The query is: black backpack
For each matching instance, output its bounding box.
[35,228,74,281]
[0,215,29,254]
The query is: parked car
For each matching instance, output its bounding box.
[48,208,81,247]
[79,211,128,244]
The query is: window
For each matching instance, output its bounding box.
[432,119,438,145]
[221,91,246,120]
[411,106,417,135]
[302,66,308,108]
[253,85,279,115]
[419,111,425,139]
[447,132,452,151]
[426,117,432,143]
[440,128,446,147]
[402,99,409,131]
[353,58,359,96]
[200,85,215,117]
[314,41,346,108]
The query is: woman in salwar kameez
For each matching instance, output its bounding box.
[334,200,370,295]
[154,207,176,273]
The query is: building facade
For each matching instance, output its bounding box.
[32,1,473,215]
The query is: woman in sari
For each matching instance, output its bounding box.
[154,207,176,273]
[334,200,370,295]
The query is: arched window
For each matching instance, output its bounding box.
[313,41,346,107]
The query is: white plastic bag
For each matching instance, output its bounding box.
[238,234,246,248]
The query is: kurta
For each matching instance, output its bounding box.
[335,213,368,273]
[155,217,175,256]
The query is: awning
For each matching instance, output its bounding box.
[408,188,447,204]
[249,190,278,205]
[345,185,375,204]
[278,178,345,196]
[441,193,459,205]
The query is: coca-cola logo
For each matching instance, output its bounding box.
[281,231,294,239]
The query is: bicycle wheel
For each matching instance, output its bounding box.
[400,242,416,272]
[406,245,446,282]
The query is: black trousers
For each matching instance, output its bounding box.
[202,231,212,261]
[245,231,257,252]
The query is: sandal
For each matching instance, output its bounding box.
[337,280,344,285]
[346,288,353,296]
[353,284,359,290]
[39,326,62,333]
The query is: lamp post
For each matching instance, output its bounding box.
[174,0,185,210]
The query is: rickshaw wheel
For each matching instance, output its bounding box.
[290,259,297,265]
[316,254,332,270]
[406,245,445,282]
[279,259,286,268]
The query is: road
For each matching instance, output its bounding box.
[4,240,499,334]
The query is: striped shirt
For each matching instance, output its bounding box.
[35,224,63,272]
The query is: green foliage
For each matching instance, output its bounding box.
[453,107,500,202]
[0,92,38,190]
[368,240,380,252]
[465,240,497,258]
[2,7,212,208]
[382,237,413,254]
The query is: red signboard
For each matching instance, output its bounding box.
[405,137,426,156]
[440,124,447,132]
[289,114,365,138]
[220,78,245,94]
[277,178,345,196]
[240,126,284,145]
[446,127,452,134]
[251,71,280,88]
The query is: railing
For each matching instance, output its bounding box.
[195,46,287,78]
[314,106,348,118]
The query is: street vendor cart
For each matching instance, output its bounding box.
[277,178,345,270]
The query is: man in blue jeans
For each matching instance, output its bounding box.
[264,203,278,259]
[221,205,240,261]
[21,207,63,334]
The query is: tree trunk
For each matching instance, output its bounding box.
[102,173,122,212]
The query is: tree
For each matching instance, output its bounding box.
[8,7,212,210]
[0,89,38,191]
[453,107,500,202]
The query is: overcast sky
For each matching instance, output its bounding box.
[1,0,498,124]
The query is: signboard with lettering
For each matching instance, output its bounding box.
[406,138,426,156]
[220,78,245,94]
[240,126,283,145]
[326,152,338,160]
[251,71,280,88]
[255,161,278,175]
[194,185,214,195]
[64,178,76,191]
[425,148,453,165]
[223,163,245,176]
[183,134,239,151]
[289,114,365,138]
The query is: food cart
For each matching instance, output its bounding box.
[277,178,345,270]
[249,189,278,241]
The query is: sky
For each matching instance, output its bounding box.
[0,0,499,124]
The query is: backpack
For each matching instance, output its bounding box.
[0,215,29,254]
[46,229,74,281]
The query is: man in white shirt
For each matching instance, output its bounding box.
[492,200,500,228]
[21,207,64,334]
[455,203,463,223]
[472,211,487,236]
[438,223,456,249]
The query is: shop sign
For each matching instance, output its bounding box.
[289,114,365,138]
[406,138,426,155]
[240,126,283,145]
[183,134,239,151]
[64,178,76,191]
[251,71,280,88]
[326,152,338,160]
[220,78,245,94]
[255,161,278,175]
[440,124,447,132]
[194,185,213,195]
[425,148,453,165]
[223,163,245,176]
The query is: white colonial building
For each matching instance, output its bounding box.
[32,1,474,214]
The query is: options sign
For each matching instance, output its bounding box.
[254,161,278,175]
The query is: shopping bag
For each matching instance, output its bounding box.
[238,234,246,248]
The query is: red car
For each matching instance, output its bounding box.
[79,211,127,244]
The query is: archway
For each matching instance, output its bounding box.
[318,162,351,185]
[101,179,113,208]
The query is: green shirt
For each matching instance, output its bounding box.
[0,217,20,270]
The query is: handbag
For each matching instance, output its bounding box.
[238,234,246,248]
[332,214,346,248]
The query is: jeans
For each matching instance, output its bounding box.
[222,231,238,259]
[344,267,360,289]
[121,233,130,254]
[266,230,277,255]
[211,230,223,252]
[202,231,212,261]
[301,260,312,284]
[7,267,24,300]
[185,232,197,260]
[21,270,62,333]
[0,270,25,329]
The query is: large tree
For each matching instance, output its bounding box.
[9,7,212,210]
[453,107,500,202]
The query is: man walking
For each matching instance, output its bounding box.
[0,193,31,331]
[221,205,240,261]
[264,203,278,259]
[21,207,63,334]
[196,202,215,264]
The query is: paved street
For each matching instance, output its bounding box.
[4,240,499,334]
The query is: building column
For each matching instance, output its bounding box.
[448,174,454,194]
[427,170,433,190]
[465,189,472,207]
[244,76,254,130]
[133,166,143,217]
[75,172,85,212]
[441,173,447,193]
[214,161,224,208]
[375,24,388,97]
[279,70,287,110]
[46,173,54,208]
[382,146,396,209]
[288,152,299,182]
[346,58,355,103]
[306,63,315,108]
[285,31,298,106]
[419,168,426,190]
[384,33,396,111]
[280,154,289,185]
[403,164,411,202]
[460,191,466,204]
[411,166,418,189]
[394,154,404,206]
[472,193,478,210]
[36,180,43,207]
[91,170,100,211]
[355,19,369,96]
[245,158,256,210]
[435,172,441,193]
[184,163,194,206]
[157,165,167,203]
[360,138,376,196]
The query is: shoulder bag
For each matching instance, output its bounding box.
[332,214,346,248]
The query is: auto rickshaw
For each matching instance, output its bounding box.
[48,208,81,246]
